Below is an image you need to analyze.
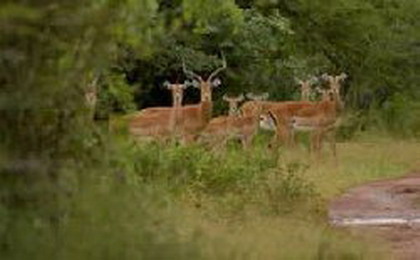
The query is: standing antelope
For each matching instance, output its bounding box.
[129,82,189,141]
[175,57,226,143]
[129,55,227,143]
[291,73,346,156]
[261,73,347,155]
[224,94,244,116]
[200,93,268,149]
[241,91,314,147]
[84,76,99,120]
[198,94,244,148]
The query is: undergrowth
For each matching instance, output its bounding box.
[1,130,418,259]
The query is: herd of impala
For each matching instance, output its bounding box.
[125,57,347,156]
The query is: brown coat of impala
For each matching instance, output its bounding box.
[199,94,246,148]
[129,56,226,142]
[290,73,346,155]
[200,93,269,149]
[128,83,188,140]
[260,73,347,153]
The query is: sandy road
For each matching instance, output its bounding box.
[329,173,420,260]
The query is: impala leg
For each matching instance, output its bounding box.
[275,123,291,148]
[329,129,337,158]
[268,129,280,149]
[310,130,322,159]
[289,127,296,147]
[180,134,196,145]
[241,134,253,149]
[215,135,229,152]
[310,131,317,153]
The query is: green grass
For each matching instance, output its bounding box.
[1,128,419,259]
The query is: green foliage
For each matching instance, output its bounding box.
[183,0,243,35]
[1,0,420,259]
[377,94,420,137]
[96,72,136,119]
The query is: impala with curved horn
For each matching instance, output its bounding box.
[129,54,227,143]
[176,54,226,142]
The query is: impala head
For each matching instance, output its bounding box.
[259,111,277,131]
[85,76,99,108]
[183,53,226,103]
[321,73,347,110]
[295,76,318,101]
[223,94,244,116]
[321,73,347,96]
[163,81,188,107]
[315,87,331,101]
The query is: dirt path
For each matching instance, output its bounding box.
[329,173,420,260]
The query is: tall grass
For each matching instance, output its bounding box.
[1,129,418,259]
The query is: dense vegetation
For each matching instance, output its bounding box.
[1,0,419,259]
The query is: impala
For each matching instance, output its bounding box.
[175,57,226,142]
[84,75,99,120]
[198,94,244,148]
[129,55,226,143]
[200,93,268,149]
[240,92,270,118]
[224,94,244,116]
[131,82,188,117]
[295,77,317,101]
[241,92,313,146]
[128,82,188,141]
[261,73,347,154]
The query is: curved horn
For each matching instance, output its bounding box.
[163,80,171,89]
[338,72,348,80]
[208,52,227,81]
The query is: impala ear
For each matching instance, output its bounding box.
[339,72,348,81]
[238,94,245,102]
[211,78,221,88]
[163,80,171,89]
[222,94,229,102]
[185,79,200,88]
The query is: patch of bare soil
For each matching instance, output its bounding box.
[329,173,420,260]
